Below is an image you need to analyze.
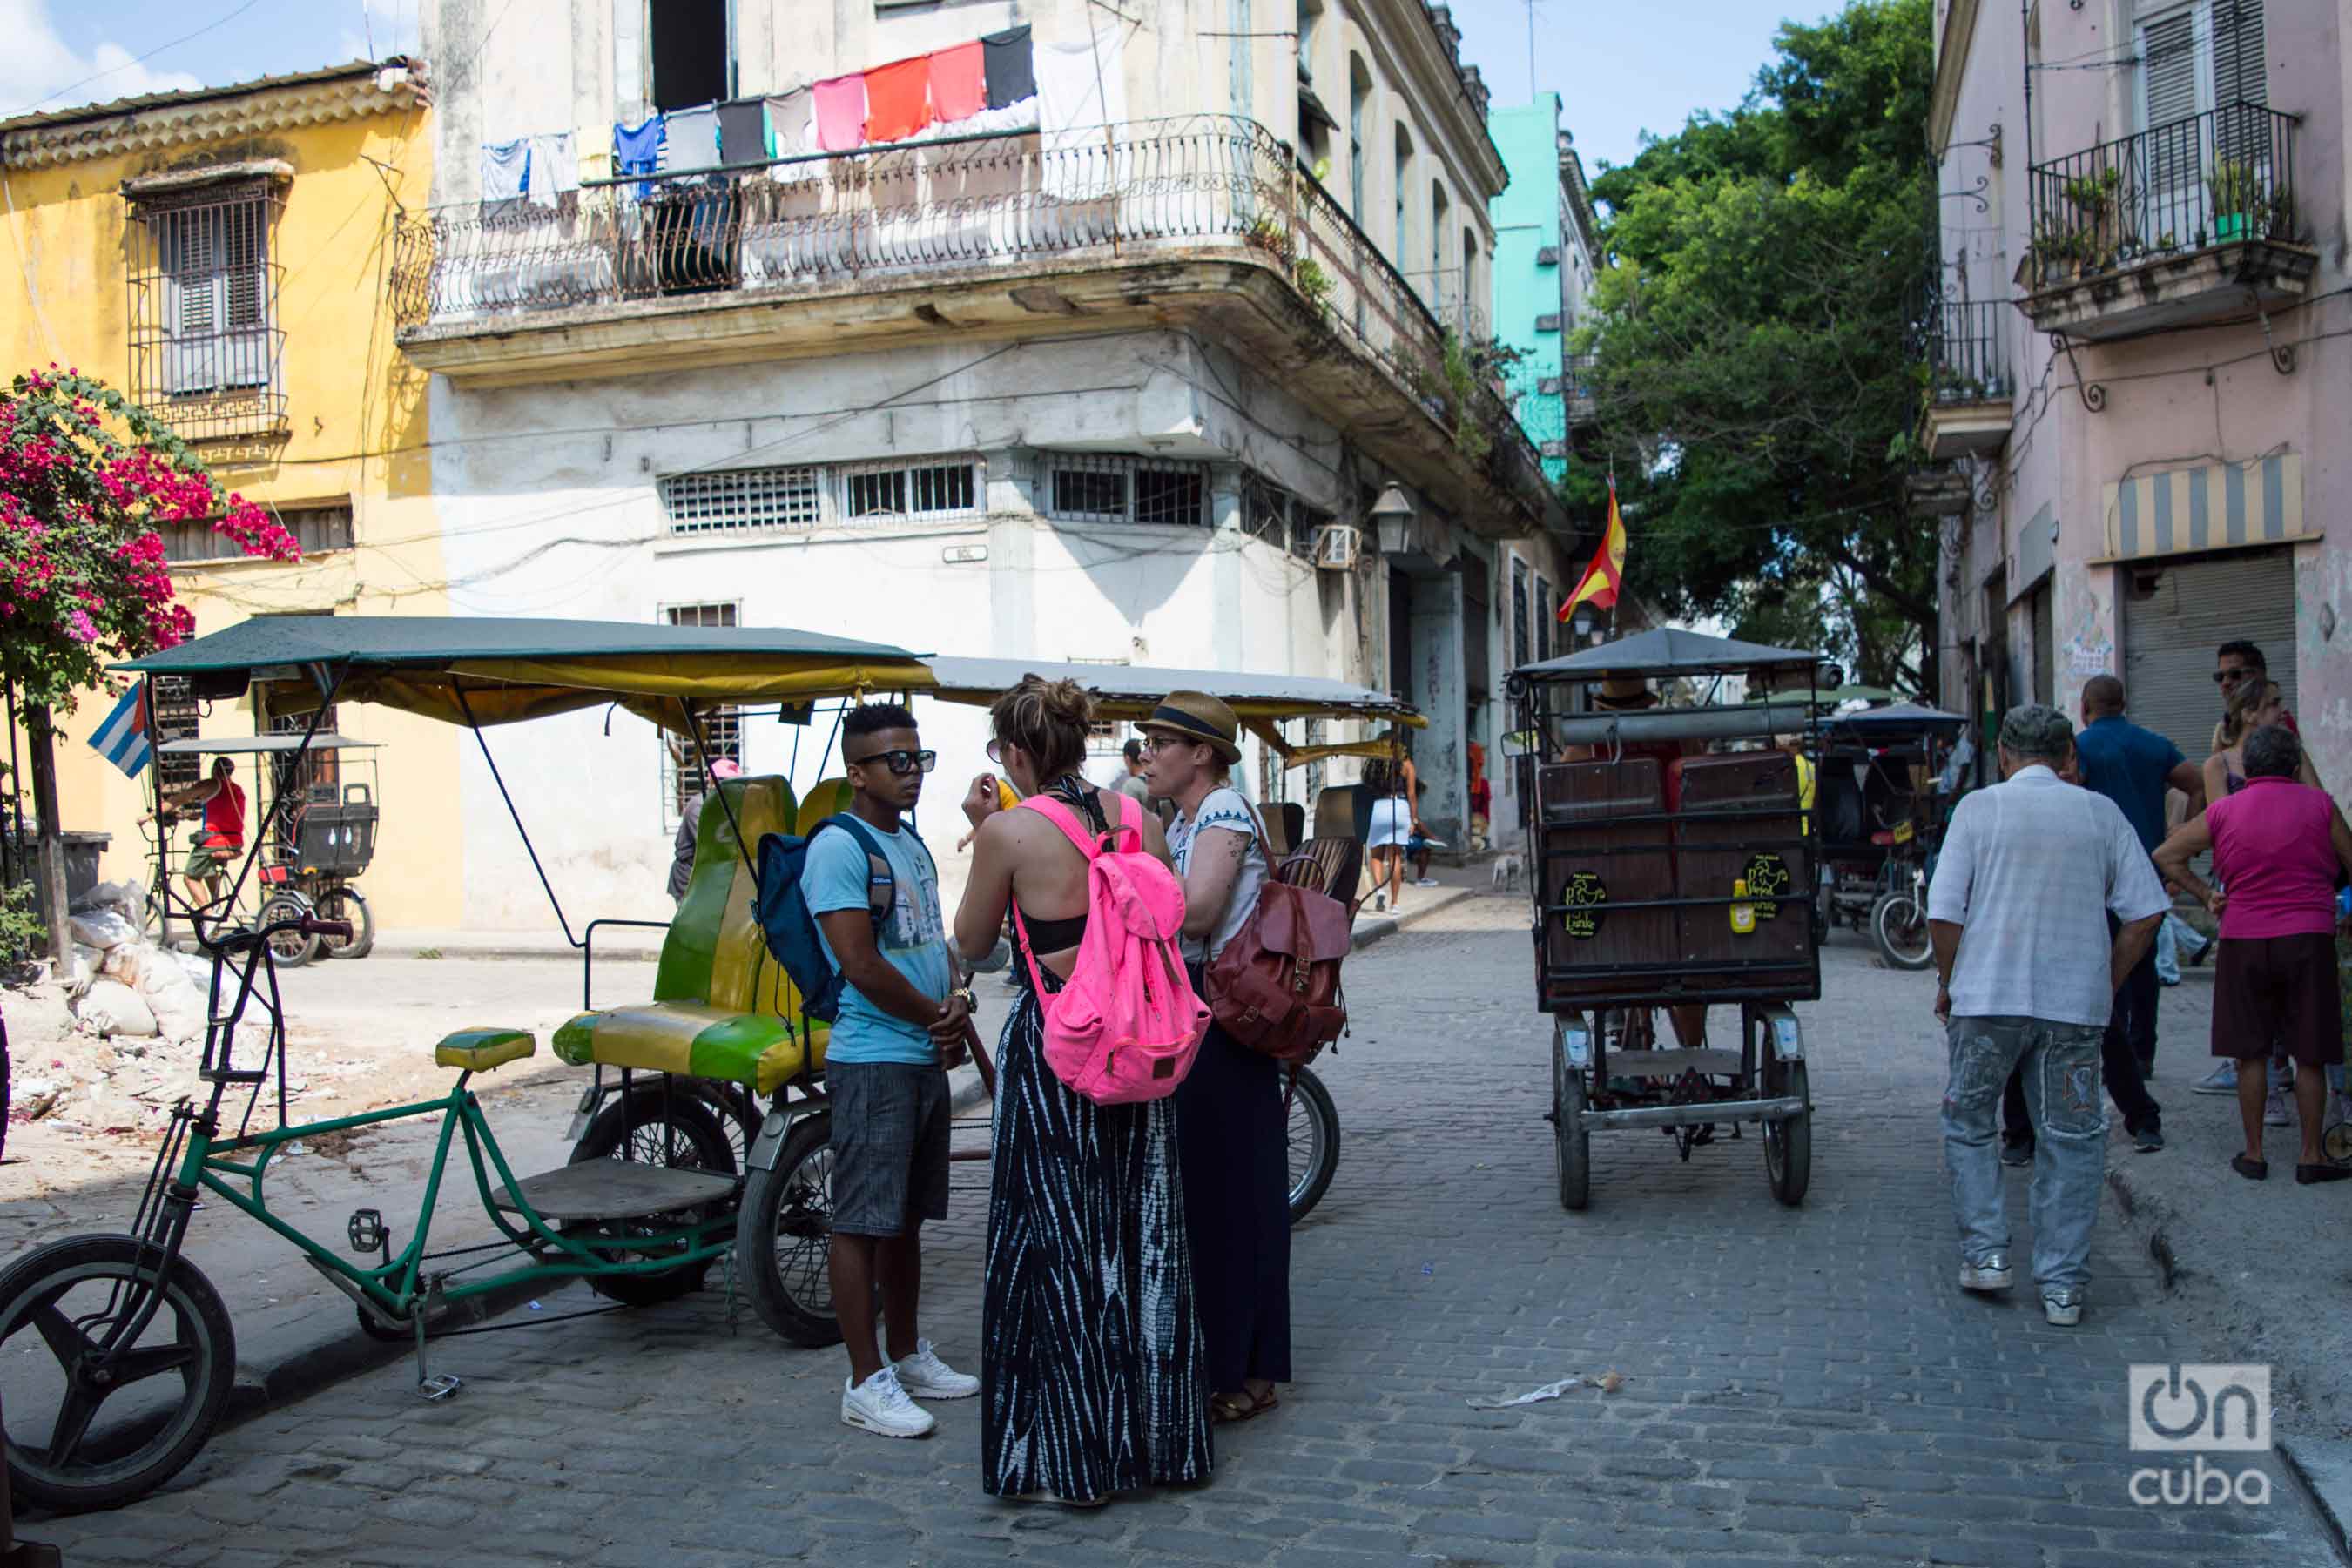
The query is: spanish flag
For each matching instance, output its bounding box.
[1558,480,1627,622]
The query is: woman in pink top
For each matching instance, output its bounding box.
[2157,724,2352,1184]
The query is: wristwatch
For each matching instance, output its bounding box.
[947,986,977,1012]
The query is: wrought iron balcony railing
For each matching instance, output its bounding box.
[1924,298,2011,405]
[2025,102,2297,290]
[390,115,1541,496]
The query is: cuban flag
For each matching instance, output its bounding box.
[87,682,152,778]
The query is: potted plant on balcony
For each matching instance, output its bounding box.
[2207,158,2259,242]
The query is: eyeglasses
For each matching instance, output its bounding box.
[1142,733,1196,754]
[847,749,936,776]
[2214,667,2255,684]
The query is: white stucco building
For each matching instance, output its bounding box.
[400,0,1576,925]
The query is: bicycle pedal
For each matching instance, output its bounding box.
[347,1208,388,1255]
[417,1373,462,1402]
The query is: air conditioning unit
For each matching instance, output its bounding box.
[1311,524,1360,570]
[1536,313,1562,332]
[1536,245,1560,266]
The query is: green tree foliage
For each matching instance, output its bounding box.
[1577,0,1935,693]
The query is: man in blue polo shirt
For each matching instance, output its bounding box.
[2075,675,2207,1091]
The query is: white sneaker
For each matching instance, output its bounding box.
[1959,1255,2013,1293]
[2265,1087,2292,1127]
[841,1365,936,1438]
[893,1339,980,1400]
[2043,1289,2085,1327]
[1414,877,1440,887]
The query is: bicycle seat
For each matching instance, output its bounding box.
[553,776,826,1095]
[436,1027,537,1072]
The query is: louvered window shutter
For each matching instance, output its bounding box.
[2138,10,2201,212]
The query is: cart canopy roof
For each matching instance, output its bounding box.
[115,616,932,730]
[1512,626,1824,682]
[1816,702,1968,738]
[924,656,1423,725]
[156,733,380,755]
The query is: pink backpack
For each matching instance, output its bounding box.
[1010,792,1207,1105]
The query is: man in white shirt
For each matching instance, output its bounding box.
[1925,704,2168,1328]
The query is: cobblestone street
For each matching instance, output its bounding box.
[24,897,2340,1566]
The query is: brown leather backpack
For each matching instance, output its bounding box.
[1202,804,1353,1064]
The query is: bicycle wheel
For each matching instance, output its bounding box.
[259,894,320,968]
[0,1234,237,1512]
[1870,891,1932,971]
[735,1113,841,1346]
[1284,1067,1340,1225]
[1763,1058,1812,1206]
[314,886,375,960]
[1554,1045,1590,1211]
[564,1088,735,1306]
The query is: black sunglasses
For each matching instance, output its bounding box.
[2214,667,2257,684]
[848,748,936,776]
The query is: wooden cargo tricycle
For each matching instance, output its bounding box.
[1506,629,1825,1211]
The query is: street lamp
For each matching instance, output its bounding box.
[1369,483,1414,556]
[1569,602,1594,643]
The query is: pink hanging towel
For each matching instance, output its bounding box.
[929,41,987,123]
[812,73,868,151]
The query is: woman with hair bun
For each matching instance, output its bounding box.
[952,675,1210,1507]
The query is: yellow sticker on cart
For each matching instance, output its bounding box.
[1561,871,1609,939]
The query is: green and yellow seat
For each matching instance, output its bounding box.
[551,776,828,1095]
[796,777,853,834]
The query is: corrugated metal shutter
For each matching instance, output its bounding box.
[2031,582,2054,705]
[2121,548,2296,764]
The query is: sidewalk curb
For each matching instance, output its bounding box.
[1351,883,1478,951]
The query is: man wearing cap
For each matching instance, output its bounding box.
[669,757,745,904]
[1925,703,2168,1327]
[1141,690,1292,1426]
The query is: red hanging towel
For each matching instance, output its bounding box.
[863,55,934,143]
[812,73,866,151]
[929,41,987,123]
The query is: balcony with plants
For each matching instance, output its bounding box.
[2016,102,2313,340]
[388,114,1555,537]
[1919,296,2012,460]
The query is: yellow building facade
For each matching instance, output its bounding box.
[0,59,464,932]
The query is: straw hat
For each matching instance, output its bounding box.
[1591,673,1655,710]
[1141,690,1243,765]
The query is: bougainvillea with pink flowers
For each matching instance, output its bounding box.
[0,367,299,715]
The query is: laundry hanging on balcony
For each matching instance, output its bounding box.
[480,137,529,204]
[982,24,1036,109]
[863,56,933,143]
[613,114,665,200]
[813,73,868,151]
[1036,29,1129,207]
[931,42,987,122]
[663,104,720,172]
[717,98,767,165]
[525,132,576,207]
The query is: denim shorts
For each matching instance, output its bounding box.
[827,1060,951,1237]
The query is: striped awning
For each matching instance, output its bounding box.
[2099,453,2315,562]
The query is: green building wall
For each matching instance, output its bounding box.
[1487,95,1567,483]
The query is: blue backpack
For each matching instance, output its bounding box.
[752,814,902,1024]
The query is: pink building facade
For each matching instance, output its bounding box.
[1925,0,2351,780]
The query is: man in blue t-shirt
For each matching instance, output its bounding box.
[805,703,977,1440]
[2072,675,2204,1117]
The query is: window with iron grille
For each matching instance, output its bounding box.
[1535,575,1553,662]
[844,460,978,522]
[126,179,286,440]
[164,504,352,563]
[661,467,824,535]
[1044,454,1211,527]
[660,602,744,825]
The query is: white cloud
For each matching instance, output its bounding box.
[0,0,203,116]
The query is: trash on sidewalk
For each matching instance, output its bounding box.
[1466,1370,1627,1409]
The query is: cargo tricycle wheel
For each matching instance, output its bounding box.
[1284,1066,1339,1224]
[1763,1058,1811,1206]
[1553,1044,1590,1212]
[736,1113,842,1346]
[564,1089,735,1304]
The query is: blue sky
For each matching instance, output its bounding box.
[2,0,1817,172]
[1449,0,1832,174]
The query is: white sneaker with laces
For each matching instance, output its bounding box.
[841,1365,936,1438]
[2265,1087,2293,1127]
[893,1339,980,1400]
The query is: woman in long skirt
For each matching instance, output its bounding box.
[954,676,1211,1504]
[1140,691,1291,1423]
